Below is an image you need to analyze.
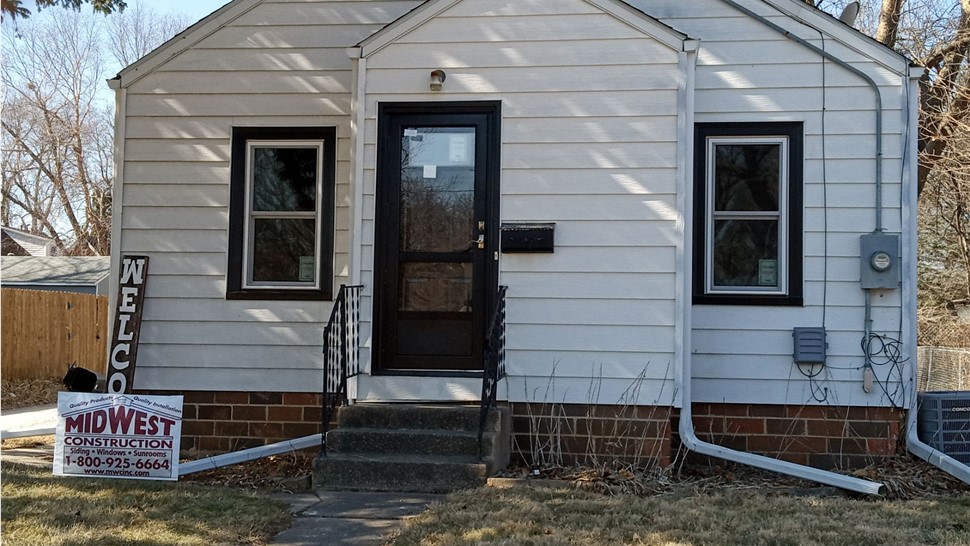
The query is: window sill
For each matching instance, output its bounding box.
[226,289,333,301]
[693,294,803,306]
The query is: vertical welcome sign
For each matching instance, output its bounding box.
[106,255,148,394]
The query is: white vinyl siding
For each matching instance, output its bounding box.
[119,0,421,392]
[358,0,685,406]
[634,0,910,407]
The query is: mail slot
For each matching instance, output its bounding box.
[500,222,555,253]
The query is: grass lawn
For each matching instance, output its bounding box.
[391,484,970,546]
[0,462,292,546]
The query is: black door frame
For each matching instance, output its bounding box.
[372,101,501,376]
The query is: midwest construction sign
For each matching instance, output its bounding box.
[54,392,183,480]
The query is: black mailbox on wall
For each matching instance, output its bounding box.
[500,222,555,253]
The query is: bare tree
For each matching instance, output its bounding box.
[2,10,113,254]
[105,3,192,66]
[1,6,189,255]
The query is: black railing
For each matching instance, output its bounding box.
[320,284,363,455]
[479,285,508,457]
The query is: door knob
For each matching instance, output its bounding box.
[470,234,485,249]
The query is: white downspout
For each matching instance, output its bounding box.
[106,78,127,374]
[901,66,970,484]
[345,47,367,399]
[677,39,884,496]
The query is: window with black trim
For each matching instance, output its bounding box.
[227,127,336,300]
[693,122,803,306]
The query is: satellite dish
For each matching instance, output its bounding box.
[839,1,860,26]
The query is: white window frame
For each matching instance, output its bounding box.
[704,135,789,296]
[241,140,325,290]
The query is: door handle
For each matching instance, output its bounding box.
[470,234,485,249]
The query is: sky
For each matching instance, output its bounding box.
[132,0,231,23]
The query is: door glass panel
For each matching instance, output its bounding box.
[400,127,475,252]
[399,262,472,312]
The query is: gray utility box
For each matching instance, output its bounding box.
[918,391,970,464]
[793,327,826,365]
[860,233,900,289]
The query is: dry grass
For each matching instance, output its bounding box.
[0,462,292,546]
[1,378,62,410]
[391,482,970,546]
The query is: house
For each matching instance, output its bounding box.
[1,256,111,295]
[109,0,944,488]
[1,227,55,257]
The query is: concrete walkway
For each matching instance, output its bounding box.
[1,405,442,545]
[267,490,443,545]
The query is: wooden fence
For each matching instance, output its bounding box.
[1,288,108,381]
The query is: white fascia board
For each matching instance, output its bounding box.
[585,0,688,52]
[117,0,262,88]
[359,0,463,58]
[759,0,911,75]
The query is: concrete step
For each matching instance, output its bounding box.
[337,403,502,432]
[327,427,497,457]
[314,453,488,493]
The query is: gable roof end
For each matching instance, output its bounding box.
[760,0,910,72]
[358,0,690,58]
[116,0,259,88]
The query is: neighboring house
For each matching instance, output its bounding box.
[1,256,112,295]
[109,0,925,475]
[1,227,56,257]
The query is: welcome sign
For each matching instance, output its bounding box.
[54,392,183,480]
[106,255,148,394]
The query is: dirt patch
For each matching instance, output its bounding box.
[1,378,62,410]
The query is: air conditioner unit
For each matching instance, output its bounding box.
[918,391,970,464]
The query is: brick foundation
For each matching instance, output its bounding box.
[508,402,674,468]
[145,390,905,470]
[680,403,906,469]
[141,390,326,454]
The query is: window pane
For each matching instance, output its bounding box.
[400,128,475,252]
[399,262,472,312]
[252,147,317,212]
[252,218,316,283]
[714,144,780,212]
[712,219,779,288]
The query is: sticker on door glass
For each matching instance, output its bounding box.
[449,134,469,163]
[423,165,437,179]
[404,128,418,137]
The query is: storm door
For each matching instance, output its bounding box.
[373,103,500,373]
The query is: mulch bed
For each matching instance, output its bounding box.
[181,449,969,500]
[2,381,966,500]
[494,456,970,500]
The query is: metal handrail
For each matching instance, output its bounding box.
[479,285,508,457]
[320,284,363,455]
